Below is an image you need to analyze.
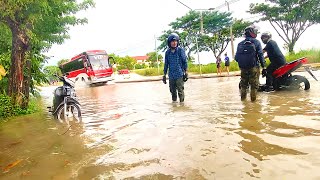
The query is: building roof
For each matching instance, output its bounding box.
[131,56,149,61]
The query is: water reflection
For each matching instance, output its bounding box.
[1,72,320,179]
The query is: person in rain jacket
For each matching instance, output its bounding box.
[163,33,188,103]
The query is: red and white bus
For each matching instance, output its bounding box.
[60,50,115,85]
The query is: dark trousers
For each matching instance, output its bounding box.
[266,63,283,86]
[169,78,184,102]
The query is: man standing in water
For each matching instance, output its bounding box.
[235,25,266,102]
[162,33,188,103]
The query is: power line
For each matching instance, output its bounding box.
[215,0,241,10]
[176,0,192,10]
[112,38,154,54]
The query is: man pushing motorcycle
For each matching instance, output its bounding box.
[260,32,286,91]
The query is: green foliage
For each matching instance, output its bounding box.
[134,63,147,69]
[198,19,251,58]
[57,59,69,67]
[146,52,163,68]
[285,49,320,63]
[159,10,251,59]
[0,23,11,54]
[133,68,164,76]
[117,56,135,70]
[188,64,216,74]
[0,94,14,118]
[188,61,240,74]
[249,0,320,52]
[109,54,136,70]
[43,65,61,83]
[0,0,94,107]
[0,94,40,119]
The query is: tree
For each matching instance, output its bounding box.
[158,10,250,60]
[116,56,135,70]
[249,0,320,53]
[57,59,70,67]
[146,52,163,68]
[43,66,61,83]
[198,19,251,58]
[0,0,94,107]
[158,30,194,61]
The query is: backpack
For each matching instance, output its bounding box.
[235,39,257,69]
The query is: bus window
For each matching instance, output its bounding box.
[88,54,110,70]
[60,58,84,74]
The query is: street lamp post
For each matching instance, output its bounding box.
[154,35,159,74]
[226,0,235,59]
[176,0,213,76]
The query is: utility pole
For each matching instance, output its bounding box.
[154,35,159,74]
[226,0,235,59]
[175,0,204,75]
[200,11,204,34]
[195,37,202,76]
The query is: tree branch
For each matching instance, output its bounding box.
[269,20,289,44]
[295,22,313,42]
[277,21,291,42]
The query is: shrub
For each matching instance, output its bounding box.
[133,68,164,76]
[0,94,41,119]
[0,94,15,118]
[286,49,320,63]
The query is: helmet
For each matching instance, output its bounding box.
[261,32,272,44]
[244,25,259,38]
[167,33,180,48]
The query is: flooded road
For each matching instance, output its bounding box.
[1,72,320,179]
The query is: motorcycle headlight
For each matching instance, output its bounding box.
[64,87,72,96]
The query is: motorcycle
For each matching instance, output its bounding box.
[47,74,82,123]
[239,57,318,91]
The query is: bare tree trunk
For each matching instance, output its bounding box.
[22,59,31,109]
[187,49,192,62]
[288,42,295,54]
[7,19,29,107]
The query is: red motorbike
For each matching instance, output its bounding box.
[239,57,318,91]
[259,57,318,91]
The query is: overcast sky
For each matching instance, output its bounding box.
[45,0,320,65]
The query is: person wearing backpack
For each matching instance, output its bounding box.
[235,26,267,101]
[260,32,286,91]
[163,33,188,103]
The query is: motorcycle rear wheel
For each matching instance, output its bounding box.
[55,103,81,123]
[289,75,310,90]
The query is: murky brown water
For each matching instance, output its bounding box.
[1,72,320,180]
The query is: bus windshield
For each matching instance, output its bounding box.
[88,54,110,70]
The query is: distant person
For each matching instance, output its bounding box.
[163,33,188,103]
[224,53,230,75]
[235,25,266,101]
[216,56,222,76]
[260,32,286,91]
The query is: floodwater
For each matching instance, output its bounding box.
[1,71,320,180]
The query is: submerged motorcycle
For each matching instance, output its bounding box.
[240,57,318,91]
[47,74,82,123]
[260,57,317,91]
